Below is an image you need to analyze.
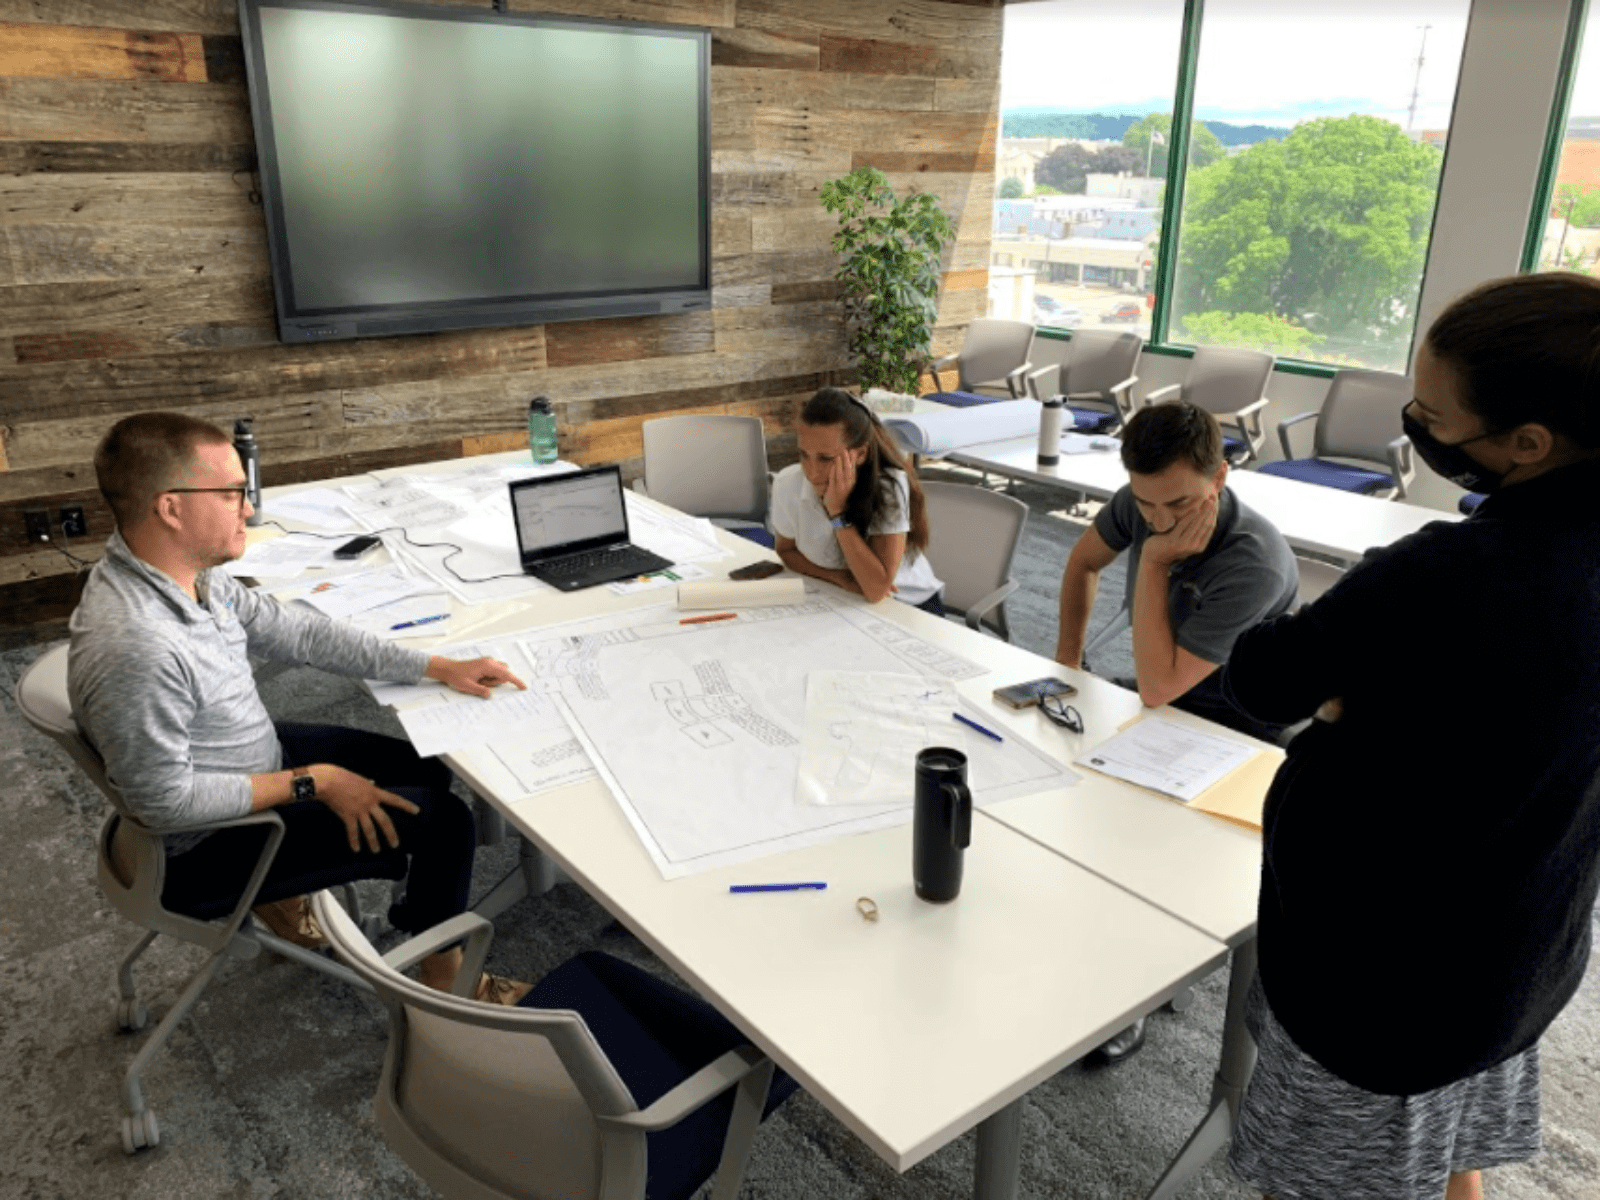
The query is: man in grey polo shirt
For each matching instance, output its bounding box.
[1054,399,1298,1064]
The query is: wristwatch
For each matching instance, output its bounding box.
[290,766,316,802]
[828,512,846,531]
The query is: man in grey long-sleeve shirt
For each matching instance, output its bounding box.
[69,412,531,1001]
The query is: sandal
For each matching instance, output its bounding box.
[473,973,534,1006]
[252,896,328,949]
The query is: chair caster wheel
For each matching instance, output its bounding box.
[120,1110,159,1154]
[116,998,148,1031]
[1165,986,1196,1014]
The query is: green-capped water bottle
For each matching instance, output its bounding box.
[528,394,559,465]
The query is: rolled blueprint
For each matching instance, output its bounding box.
[883,399,1042,456]
[678,576,806,611]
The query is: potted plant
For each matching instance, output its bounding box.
[820,167,957,396]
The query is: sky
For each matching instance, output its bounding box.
[1000,0,1474,131]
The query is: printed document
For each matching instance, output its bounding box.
[396,689,568,758]
[1074,716,1257,803]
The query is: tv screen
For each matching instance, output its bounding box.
[238,0,711,342]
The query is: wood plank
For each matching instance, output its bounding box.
[942,267,987,291]
[712,248,837,287]
[0,3,239,37]
[750,204,838,252]
[851,148,982,174]
[0,172,263,225]
[0,22,209,83]
[544,311,714,370]
[0,275,275,338]
[0,326,548,426]
[933,76,998,114]
[0,220,267,284]
[11,321,277,363]
[712,210,752,256]
[0,425,8,470]
[0,140,255,173]
[498,0,735,27]
[463,430,528,458]
[712,65,934,112]
[710,282,771,309]
[710,25,818,71]
[735,0,1001,52]
[935,287,987,325]
[0,565,92,629]
[771,280,837,304]
[0,78,251,143]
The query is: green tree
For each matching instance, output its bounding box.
[1173,114,1442,343]
[997,176,1025,199]
[1554,182,1600,228]
[819,167,956,395]
[1123,114,1225,178]
[1034,143,1095,194]
[1177,311,1325,357]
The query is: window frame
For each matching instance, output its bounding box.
[1519,0,1592,271]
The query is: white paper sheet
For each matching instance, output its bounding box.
[262,486,362,530]
[517,601,1054,880]
[365,640,532,705]
[221,535,340,578]
[396,688,568,758]
[487,732,596,796]
[299,566,442,620]
[1074,716,1258,803]
[343,479,469,530]
[798,671,1075,807]
[829,605,988,681]
[623,492,730,563]
[350,593,456,639]
[884,400,1041,456]
[607,562,712,595]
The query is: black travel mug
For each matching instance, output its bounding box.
[914,747,973,903]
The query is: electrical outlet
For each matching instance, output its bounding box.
[24,509,51,544]
[59,505,88,538]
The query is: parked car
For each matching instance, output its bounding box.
[1034,299,1082,327]
[1101,302,1143,323]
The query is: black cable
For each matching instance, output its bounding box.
[53,535,94,573]
[260,520,527,585]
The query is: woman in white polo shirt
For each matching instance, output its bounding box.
[770,387,944,612]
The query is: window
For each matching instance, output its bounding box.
[993,0,1470,373]
[991,1,1184,336]
[1165,1,1469,372]
[1530,3,1600,275]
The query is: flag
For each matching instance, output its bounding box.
[1150,128,1166,146]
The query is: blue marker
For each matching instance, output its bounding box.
[390,613,451,631]
[729,882,828,894]
[953,711,1004,742]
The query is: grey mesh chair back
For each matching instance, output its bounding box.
[1181,346,1274,418]
[920,481,1029,640]
[1062,329,1143,399]
[640,414,770,526]
[1315,369,1413,462]
[934,318,1036,396]
[311,892,775,1200]
[14,641,364,1154]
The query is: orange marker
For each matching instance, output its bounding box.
[680,611,738,625]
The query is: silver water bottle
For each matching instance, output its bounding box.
[1038,395,1064,466]
[233,417,263,526]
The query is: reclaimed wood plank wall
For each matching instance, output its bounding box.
[0,0,1002,625]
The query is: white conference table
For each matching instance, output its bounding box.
[255,456,1273,1199]
[943,434,1458,565]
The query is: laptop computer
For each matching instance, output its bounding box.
[509,465,674,592]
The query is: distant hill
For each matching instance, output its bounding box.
[1002,109,1290,146]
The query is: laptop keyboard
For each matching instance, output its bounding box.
[540,545,650,577]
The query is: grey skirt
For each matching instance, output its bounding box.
[1228,975,1542,1200]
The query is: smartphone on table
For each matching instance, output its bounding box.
[332,534,382,560]
[992,677,1079,710]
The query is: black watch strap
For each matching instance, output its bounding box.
[290,766,316,802]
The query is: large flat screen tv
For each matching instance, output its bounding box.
[238,0,711,343]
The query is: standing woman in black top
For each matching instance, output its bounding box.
[1220,272,1600,1200]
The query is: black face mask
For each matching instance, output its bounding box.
[1401,405,1507,494]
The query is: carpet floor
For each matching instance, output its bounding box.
[2,473,1596,1200]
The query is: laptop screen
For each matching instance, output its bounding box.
[511,467,628,560]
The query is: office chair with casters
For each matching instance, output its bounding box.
[635,414,772,542]
[1025,329,1143,435]
[920,481,1029,641]
[928,318,1036,400]
[311,891,797,1200]
[13,641,374,1154]
[1145,346,1275,465]
[1258,368,1415,499]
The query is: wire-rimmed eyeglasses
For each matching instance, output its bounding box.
[1040,693,1084,733]
[166,486,250,512]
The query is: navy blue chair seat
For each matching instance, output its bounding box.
[520,951,798,1200]
[731,527,775,549]
[923,390,1007,408]
[1067,406,1119,434]
[1258,458,1394,494]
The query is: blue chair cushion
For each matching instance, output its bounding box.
[1459,491,1487,515]
[1066,406,1118,434]
[731,527,775,549]
[519,951,798,1200]
[923,390,1006,408]
[1258,458,1394,494]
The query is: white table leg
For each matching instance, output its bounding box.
[472,834,560,919]
[1144,937,1258,1200]
[974,1097,1023,1200]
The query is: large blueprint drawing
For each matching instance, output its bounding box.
[516,601,1073,878]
